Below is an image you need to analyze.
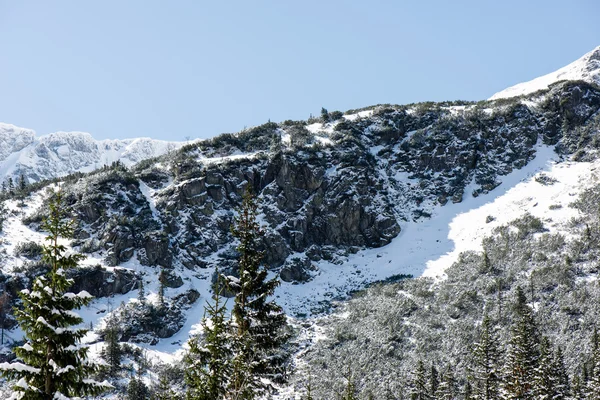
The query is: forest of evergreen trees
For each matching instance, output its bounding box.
[3,179,600,399]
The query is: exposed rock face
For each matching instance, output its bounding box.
[67,265,138,298]
[12,80,600,320]
[113,289,201,344]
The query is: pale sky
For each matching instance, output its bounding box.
[0,1,598,141]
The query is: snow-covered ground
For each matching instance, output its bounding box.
[0,124,186,183]
[489,45,600,100]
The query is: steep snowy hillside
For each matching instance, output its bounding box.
[490,45,600,100]
[1,47,600,398]
[0,123,185,184]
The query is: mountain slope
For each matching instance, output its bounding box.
[0,123,185,184]
[1,47,600,398]
[490,45,600,100]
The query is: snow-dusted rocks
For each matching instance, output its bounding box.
[0,125,184,183]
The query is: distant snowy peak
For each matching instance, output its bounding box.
[490,45,600,100]
[0,124,184,183]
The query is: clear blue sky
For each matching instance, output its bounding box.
[0,1,598,141]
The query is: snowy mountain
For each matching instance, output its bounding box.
[1,46,600,398]
[0,123,185,184]
[490,45,600,100]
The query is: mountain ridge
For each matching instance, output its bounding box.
[490,45,600,100]
[0,123,186,184]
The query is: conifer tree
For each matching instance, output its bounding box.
[138,278,146,304]
[158,269,167,307]
[409,360,431,400]
[103,314,122,377]
[128,375,150,400]
[532,336,556,399]
[471,315,502,400]
[7,177,14,195]
[0,189,109,399]
[434,367,457,400]
[588,336,600,399]
[151,373,176,400]
[185,269,232,400]
[552,347,570,399]
[341,368,358,400]
[0,292,10,345]
[572,375,586,400]
[226,185,288,397]
[18,174,26,193]
[429,365,439,396]
[501,287,539,400]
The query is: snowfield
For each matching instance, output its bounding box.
[489,45,600,100]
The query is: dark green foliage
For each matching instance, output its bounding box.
[434,367,457,400]
[410,360,431,400]
[184,272,232,400]
[14,241,44,260]
[102,314,123,377]
[471,315,502,399]
[0,190,108,399]
[502,287,539,399]
[341,369,358,400]
[226,186,289,397]
[128,375,150,400]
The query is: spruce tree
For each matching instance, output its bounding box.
[0,292,10,345]
[552,347,570,399]
[18,174,26,193]
[532,336,556,399]
[341,368,358,400]
[429,365,439,396]
[409,360,431,400]
[434,367,457,400]
[0,189,109,399]
[572,375,586,400]
[7,177,14,195]
[588,338,600,399]
[128,375,150,400]
[501,287,539,400]
[138,278,146,304]
[226,186,288,397]
[158,268,166,307]
[185,270,232,400]
[471,315,501,400]
[151,373,176,400]
[103,314,122,377]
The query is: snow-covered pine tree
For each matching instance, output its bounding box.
[532,336,556,399]
[552,347,570,399]
[429,365,439,397]
[151,372,176,400]
[501,287,539,400]
[138,278,146,304]
[572,375,586,400]
[409,360,431,400]
[17,174,26,193]
[341,368,358,400]
[226,186,288,396]
[434,367,457,400]
[158,268,166,307]
[0,292,10,345]
[588,336,600,399]
[185,269,232,400]
[102,314,122,377]
[127,375,150,400]
[0,189,109,399]
[471,314,502,400]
